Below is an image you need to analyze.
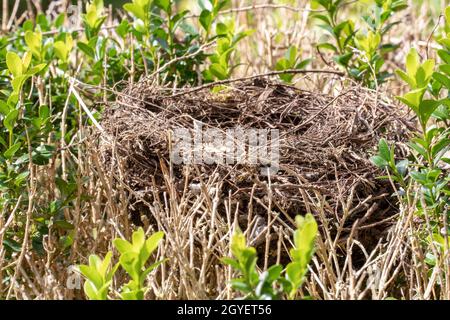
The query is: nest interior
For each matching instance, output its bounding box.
[101,79,411,256]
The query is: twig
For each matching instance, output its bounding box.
[0,195,23,237]
[148,40,216,79]
[426,14,443,59]
[187,1,359,18]
[6,0,20,30]
[170,69,344,98]
[69,79,106,134]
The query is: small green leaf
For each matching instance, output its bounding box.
[3,109,19,132]
[155,0,171,13]
[26,63,46,76]
[123,3,146,21]
[406,48,419,78]
[54,41,69,61]
[4,142,21,159]
[433,72,450,89]
[199,10,212,32]
[22,51,32,70]
[418,100,441,127]
[54,220,75,230]
[131,227,145,250]
[0,100,10,116]
[113,238,133,254]
[221,257,240,270]
[24,31,42,60]
[378,138,391,162]
[144,231,164,255]
[395,159,409,177]
[370,155,388,168]
[286,261,304,287]
[6,52,23,77]
[209,63,228,80]
[77,42,96,59]
[395,69,415,87]
[317,42,338,53]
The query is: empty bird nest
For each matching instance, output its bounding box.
[100,78,412,253]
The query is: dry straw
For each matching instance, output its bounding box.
[97,78,413,297]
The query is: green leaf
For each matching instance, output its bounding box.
[378,138,391,161]
[275,58,288,71]
[438,49,450,64]
[439,64,450,76]
[334,52,353,68]
[221,257,240,270]
[54,41,69,61]
[54,220,75,230]
[408,140,427,158]
[113,238,133,254]
[155,0,171,13]
[230,227,246,259]
[317,42,338,53]
[24,31,42,60]
[296,59,312,70]
[433,72,450,89]
[3,238,22,252]
[77,42,96,59]
[416,59,434,87]
[142,259,167,279]
[312,14,331,25]
[79,265,102,289]
[230,279,251,292]
[11,75,27,93]
[418,100,441,127]
[4,142,21,159]
[83,281,100,300]
[132,227,145,251]
[370,155,388,168]
[199,10,212,32]
[291,214,317,265]
[22,51,32,70]
[395,69,415,87]
[39,104,50,119]
[99,251,113,277]
[395,159,409,177]
[446,6,450,25]
[266,264,283,283]
[3,109,19,132]
[286,261,304,287]
[119,251,140,281]
[144,231,164,255]
[285,46,297,65]
[26,63,46,76]
[396,87,426,111]
[209,63,228,80]
[6,52,23,77]
[32,144,55,165]
[0,100,10,116]
[406,48,419,78]
[123,3,146,21]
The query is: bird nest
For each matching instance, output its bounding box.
[100,78,411,251]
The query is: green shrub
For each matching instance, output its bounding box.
[78,227,166,300]
[371,6,450,272]
[223,214,318,300]
[313,0,407,88]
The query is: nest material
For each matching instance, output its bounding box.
[101,79,410,250]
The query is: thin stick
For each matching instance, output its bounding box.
[2,0,8,32]
[170,69,344,98]
[6,0,20,30]
[187,1,359,18]
[69,80,106,134]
